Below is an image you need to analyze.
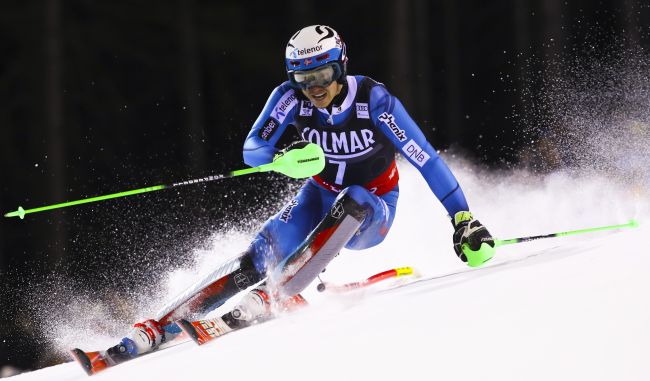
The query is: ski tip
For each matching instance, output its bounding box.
[70,348,94,376]
[394,267,414,277]
[176,319,202,345]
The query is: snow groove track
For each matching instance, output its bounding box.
[379,243,586,296]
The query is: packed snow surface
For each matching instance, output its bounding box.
[10,162,649,381]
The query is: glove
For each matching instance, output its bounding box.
[272,140,325,179]
[452,211,495,267]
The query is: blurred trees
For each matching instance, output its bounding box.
[179,0,207,171]
[45,0,66,266]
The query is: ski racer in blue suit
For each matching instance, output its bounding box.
[102,25,495,365]
[241,25,494,277]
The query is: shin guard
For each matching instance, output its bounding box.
[272,192,367,296]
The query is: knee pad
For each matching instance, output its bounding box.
[340,187,395,250]
[332,186,370,222]
[336,185,375,209]
[337,185,387,235]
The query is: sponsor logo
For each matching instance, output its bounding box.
[234,273,250,290]
[301,127,376,158]
[201,321,219,337]
[272,92,298,123]
[331,201,344,219]
[316,25,335,42]
[356,103,369,119]
[402,139,431,167]
[300,101,313,116]
[378,112,407,142]
[290,45,323,58]
[297,157,319,164]
[259,117,279,141]
[279,199,299,223]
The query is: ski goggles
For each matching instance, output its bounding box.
[290,63,342,89]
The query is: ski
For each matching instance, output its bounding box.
[70,332,189,376]
[69,348,110,376]
[70,266,416,375]
[316,266,417,292]
[377,245,575,296]
[177,314,257,346]
[178,293,308,346]
[178,266,416,346]
[70,346,135,376]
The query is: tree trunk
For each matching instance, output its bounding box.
[513,0,531,120]
[292,1,314,20]
[45,0,66,266]
[413,0,434,133]
[0,198,3,270]
[541,0,564,68]
[622,0,640,47]
[179,0,206,171]
[390,0,412,107]
[442,0,462,143]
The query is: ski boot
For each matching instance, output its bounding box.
[70,318,166,375]
[178,285,307,345]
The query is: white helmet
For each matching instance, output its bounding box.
[285,25,348,89]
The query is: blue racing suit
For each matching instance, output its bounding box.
[243,75,469,274]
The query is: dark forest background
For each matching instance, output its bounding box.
[1,0,648,373]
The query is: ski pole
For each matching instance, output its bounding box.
[461,219,639,267]
[4,143,325,220]
[493,219,640,247]
[316,266,416,292]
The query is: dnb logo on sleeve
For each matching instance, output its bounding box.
[402,140,430,167]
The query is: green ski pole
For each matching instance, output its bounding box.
[461,219,639,268]
[493,219,640,247]
[4,143,325,220]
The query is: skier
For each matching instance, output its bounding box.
[86,25,495,367]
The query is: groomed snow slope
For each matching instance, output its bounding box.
[10,162,650,381]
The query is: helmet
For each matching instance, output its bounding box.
[285,25,348,89]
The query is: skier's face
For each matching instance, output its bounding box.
[301,81,342,108]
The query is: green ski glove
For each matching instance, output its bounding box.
[271,141,325,179]
[452,211,495,267]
